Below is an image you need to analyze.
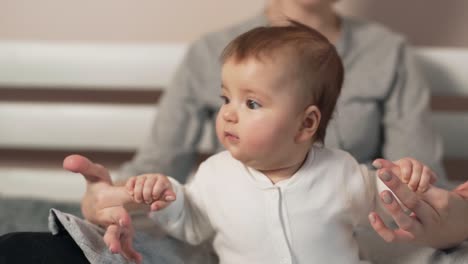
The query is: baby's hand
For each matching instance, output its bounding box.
[393,158,437,193]
[373,158,437,193]
[125,173,176,211]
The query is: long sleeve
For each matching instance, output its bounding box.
[382,44,446,180]
[343,155,379,228]
[148,164,215,245]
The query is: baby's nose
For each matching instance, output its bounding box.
[223,107,238,123]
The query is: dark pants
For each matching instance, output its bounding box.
[0,231,90,264]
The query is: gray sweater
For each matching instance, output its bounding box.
[51,14,464,264]
[118,13,444,183]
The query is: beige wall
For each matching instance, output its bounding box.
[0,0,265,42]
[335,0,468,47]
[1,0,467,46]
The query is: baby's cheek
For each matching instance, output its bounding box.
[244,122,279,149]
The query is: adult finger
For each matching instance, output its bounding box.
[63,154,112,184]
[118,217,142,263]
[455,181,468,194]
[104,224,122,254]
[121,237,142,264]
[120,228,142,263]
[368,212,415,243]
[379,190,423,235]
[372,159,400,177]
[377,168,434,221]
[368,212,395,242]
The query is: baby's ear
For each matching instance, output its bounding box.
[296,105,321,143]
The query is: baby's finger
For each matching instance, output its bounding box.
[417,175,431,193]
[152,178,170,200]
[395,159,413,184]
[407,159,422,191]
[162,188,176,202]
[125,176,137,195]
[143,176,157,204]
[151,190,174,210]
[149,188,177,211]
[104,224,122,254]
[150,200,161,211]
[150,200,172,211]
[417,166,434,193]
[134,176,147,203]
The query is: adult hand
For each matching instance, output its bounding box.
[369,158,468,249]
[63,155,142,263]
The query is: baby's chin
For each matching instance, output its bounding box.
[230,152,271,170]
[229,151,252,164]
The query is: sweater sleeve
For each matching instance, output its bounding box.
[116,38,218,183]
[382,44,446,183]
[148,163,215,245]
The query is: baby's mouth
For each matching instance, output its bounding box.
[224,132,239,140]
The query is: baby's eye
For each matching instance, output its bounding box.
[220,95,230,104]
[246,99,262,109]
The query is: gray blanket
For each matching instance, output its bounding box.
[2,197,467,264]
[48,209,216,264]
[0,197,82,235]
[47,209,468,264]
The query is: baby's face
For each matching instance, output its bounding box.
[216,57,307,170]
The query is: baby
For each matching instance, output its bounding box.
[125,21,436,263]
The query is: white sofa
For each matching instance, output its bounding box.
[0,42,467,201]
